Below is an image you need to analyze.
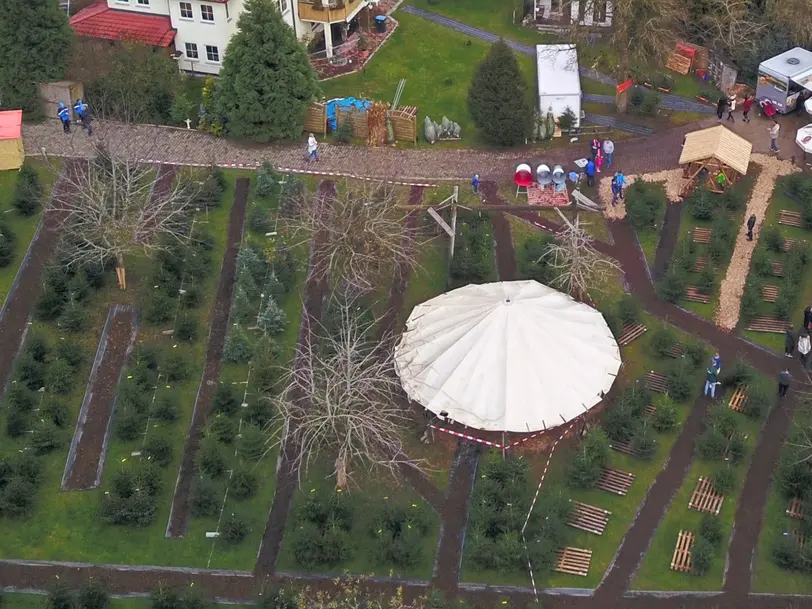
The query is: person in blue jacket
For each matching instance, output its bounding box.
[585,158,596,187]
[73,98,92,136]
[57,101,71,134]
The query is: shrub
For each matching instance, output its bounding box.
[41,397,70,427]
[672,236,697,273]
[698,514,723,548]
[144,435,173,467]
[568,448,602,488]
[46,583,75,609]
[255,163,281,198]
[30,421,62,455]
[649,325,678,358]
[190,477,221,517]
[176,314,198,342]
[666,362,694,402]
[772,535,805,570]
[245,400,273,427]
[100,490,157,526]
[763,225,784,253]
[712,466,736,495]
[690,188,715,221]
[17,355,45,390]
[691,537,714,575]
[696,265,715,295]
[682,341,707,368]
[631,427,657,459]
[249,205,273,234]
[739,281,761,323]
[56,342,86,367]
[151,587,181,609]
[617,294,641,326]
[214,385,241,416]
[197,439,226,478]
[1,478,36,517]
[180,285,202,309]
[625,181,665,230]
[517,233,556,283]
[742,384,770,419]
[231,466,259,500]
[115,410,144,441]
[751,248,773,277]
[0,223,15,267]
[601,403,636,443]
[5,410,27,437]
[258,297,287,335]
[334,118,354,144]
[652,402,678,433]
[145,290,176,325]
[218,512,248,545]
[237,424,267,461]
[164,351,190,383]
[723,359,755,387]
[708,217,734,262]
[696,428,727,460]
[59,301,88,333]
[207,414,238,444]
[13,453,42,485]
[46,358,75,395]
[223,327,254,364]
[78,581,109,609]
[659,267,686,303]
[25,332,49,362]
[7,383,34,413]
[151,394,179,421]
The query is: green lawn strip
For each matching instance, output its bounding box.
[320,12,538,148]
[276,458,440,579]
[3,592,254,609]
[632,388,768,591]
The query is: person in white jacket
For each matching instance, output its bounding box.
[799,329,811,369]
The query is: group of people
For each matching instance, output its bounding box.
[582,137,613,186]
[716,93,781,154]
[704,348,794,399]
[704,352,723,398]
[57,99,92,136]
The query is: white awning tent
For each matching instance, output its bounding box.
[394,281,621,433]
[536,44,581,128]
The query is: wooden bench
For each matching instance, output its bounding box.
[671,530,695,573]
[646,371,668,393]
[787,497,804,520]
[693,228,712,244]
[685,286,711,304]
[772,261,784,277]
[610,440,636,456]
[555,547,593,576]
[728,386,747,413]
[694,257,707,273]
[567,501,611,535]
[762,285,779,303]
[689,476,724,515]
[618,322,647,347]
[778,210,803,228]
[745,316,791,333]
[597,467,635,496]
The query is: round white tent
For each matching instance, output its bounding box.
[394,280,621,433]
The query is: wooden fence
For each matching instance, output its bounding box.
[335,103,418,144]
[303,102,327,136]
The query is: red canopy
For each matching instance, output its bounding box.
[0,110,23,141]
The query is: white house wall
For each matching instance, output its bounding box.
[107,0,171,14]
[534,0,612,26]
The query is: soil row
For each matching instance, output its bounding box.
[62,306,139,490]
[166,177,249,538]
[481,182,517,281]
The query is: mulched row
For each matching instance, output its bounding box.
[481,182,518,281]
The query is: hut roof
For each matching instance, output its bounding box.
[678,125,752,175]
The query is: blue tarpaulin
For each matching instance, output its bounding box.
[326,97,370,130]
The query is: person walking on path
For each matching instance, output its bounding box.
[710,352,722,374]
[726,95,736,122]
[611,170,627,204]
[785,327,795,358]
[705,365,720,398]
[769,120,781,153]
[306,133,319,162]
[73,98,92,136]
[716,95,729,120]
[747,214,757,241]
[611,174,621,206]
[585,158,596,186]
[590,138,601,160]
[602,139,614,167]
[804,303,812,329]
[742,95,753,123]
[472,173,479,194]
[778,368,791,397]
[596,147,604,173]
[799,329,811,368]
[57,102,71,134]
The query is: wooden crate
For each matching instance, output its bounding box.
[666,52,692,75]
[646,371,668,393]
[618,322,647,346]
[610,440,636,456]
[694,257,707,273]
[685,287,711,304]
[787,497,804,520]
[778,210,803,228]
[689,476,724,515]
[671,530,695,573]
[567,501,611,535]
[693,227,712,244]
[728,386,747,413]
[597,468,635,496]
[745,317,791,333]
[303,102,328,136]
[772,261,784,277]
[762,285,779,303]
[555,547,592,577]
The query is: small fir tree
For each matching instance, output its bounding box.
[258,296,287,335]
[467,40,532,146]
[214,0,321,142]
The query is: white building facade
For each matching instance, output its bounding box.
[534,0,612,27]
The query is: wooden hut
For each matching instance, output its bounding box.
[0,110,24,171]
[678,125,751,196]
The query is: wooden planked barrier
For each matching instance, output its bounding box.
[597,468,635,496]
[645,404,657,416]
[336,103,418,144]
[778,210,803,228]
[685,287,711,304]
[303,102,328,136]
[646,371,668,393]
[772,261,784,277]
[787,497,804,519]
[728,386,747,413]
[689,476,724,515]
[745,316,791,333]
[694,257,707,273]
[671,530,695,573]
[555,547,592,576]
[618,322,647,346]
[693,227,712,244]
[784,237,806,252]
[762,285,779,303]
[568,501,611,535]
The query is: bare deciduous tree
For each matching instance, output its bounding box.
[285,180,426,293]
[764,0,812,48]
[678,0,766,58]
[46,144,199,288]
[269,298,423,489]
[541,210,621,301]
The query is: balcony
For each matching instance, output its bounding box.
[298,0,365,23]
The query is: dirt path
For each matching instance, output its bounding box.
[61,306,138,490]
[165,177,249,538]
[650,202,683,281]
[255,181,336,575]
[481,182,517,281]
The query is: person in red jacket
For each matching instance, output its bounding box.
[742,95,753,123]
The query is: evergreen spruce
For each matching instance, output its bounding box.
[257,296,287,335]
[214,0,320,142]
[467,40,532,146]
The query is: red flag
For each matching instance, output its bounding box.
[616,79,634,93]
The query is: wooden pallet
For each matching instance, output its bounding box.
[646,371,668,393]
[671,530,695,573]
[795,530,807,548]
[784,238,806,252]
[597,468,635,496]
[728,386,747,413]
[666,52,692,75]
[555,547,592,577]
[618,322,647,346]
[745,316,791,333]
[666,344,683,358]
[645,404,657,416]
[685,286,711,304]
[762,285,779,303]
[688,476,724,515]
[787,497,804,520]
[693,227,712,244]
[610,440,636,456]
[694,257,707,273]
[772,261,784,277]
[568,501,611,535]
[778,210,803,228]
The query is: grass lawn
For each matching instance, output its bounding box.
[320,12,539,147]
[0,158,61,310]
[632,381,771,591]
[741,179,812,353]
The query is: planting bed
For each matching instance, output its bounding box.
[625,181,668,271]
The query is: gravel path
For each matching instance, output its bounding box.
[714,155,797,330]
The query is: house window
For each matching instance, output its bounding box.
[206,45,220,62]
[593,0,607,22]
[185,42,199,59]
[278,0,289,13]
[179,2,193,18]
[201,4,215,21]
[137,0,149,5]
